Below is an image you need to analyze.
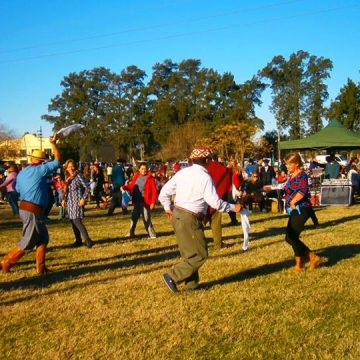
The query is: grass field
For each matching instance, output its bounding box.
[1,201,359,360]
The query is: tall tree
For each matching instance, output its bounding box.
[106,65,148,158]
[260,50,332,139]
[42,67,117,159]
[305,55,333,134]
[327,78,360,131]
[147,59,179,146]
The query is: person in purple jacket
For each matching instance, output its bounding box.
[0,164,19,215]
[1,136,60,274]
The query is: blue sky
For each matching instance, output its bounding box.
[1,0,359,137]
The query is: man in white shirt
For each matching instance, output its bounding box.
[158,146,242,293]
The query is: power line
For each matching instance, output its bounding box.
[0,3,359,65]
[0,0,304,55]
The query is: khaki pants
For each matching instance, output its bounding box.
[169,208,208,289]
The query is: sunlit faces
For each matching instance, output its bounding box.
[66,161,76,175]
[285,162,299,174]
[139,165,148,176]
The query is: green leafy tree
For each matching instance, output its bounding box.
[261,130,277,158]
[327,78,360,131]
[305,55,333,134]
[106,65,148,158]
[260,50,332,139]
[42,67,117,159]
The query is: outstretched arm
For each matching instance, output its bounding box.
[50,135,60,161]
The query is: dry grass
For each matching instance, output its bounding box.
[1,201,359,360]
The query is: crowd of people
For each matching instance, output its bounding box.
[1,144,360,292]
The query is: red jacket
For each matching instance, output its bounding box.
[206,161,232,218]
[207,161,232,199]
[123,172,157,206]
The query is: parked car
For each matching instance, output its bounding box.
[315,154,348,167]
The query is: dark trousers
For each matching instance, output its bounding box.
[7,191,19,215]
[169,209,208,289]
[285,207,312,257]
[108,188,124,215]
[70,218,91,244]
[308,206,319,225]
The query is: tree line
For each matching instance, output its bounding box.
[41,50,360,162]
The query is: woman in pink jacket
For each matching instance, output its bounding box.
[122,162,157,239]
[0,165,19,215]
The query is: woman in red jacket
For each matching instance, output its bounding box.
[122,162,157,238]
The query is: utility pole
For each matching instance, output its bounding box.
[37,126,43,150]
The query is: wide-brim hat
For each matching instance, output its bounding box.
[189,146,213,160]
[31,149,46,160]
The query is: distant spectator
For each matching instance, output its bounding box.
[172,162,181,173]
[52,172,65,220]
[309,155,323,170]
[348,164,360,200]
[243,171,265,212]
[126,164,134,180]
[259,158,276,186]
[108,159,128,216]
[93,163,108,209]
[106,163,113,183]
[325,154,340,179]
[0,173,7,201]
[0,165,19,215]
[275,170,287,184]
[245,159,258,178]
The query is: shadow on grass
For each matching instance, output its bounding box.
[318,244,360,267]
[0,244,180,292]
[0,219,22,231]
[218,225,284,244]
[209,238,284,259]
[314,214,360,229]
[47,230,175,251]
[204,243,360,290]
[0,263,169,306]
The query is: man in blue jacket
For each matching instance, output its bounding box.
[1,136,60,274]
[107,159,128,215]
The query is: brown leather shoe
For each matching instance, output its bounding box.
[1,246,25,273]
[36,244,49,274]
[307,251,321,270]
[291,256,305,272]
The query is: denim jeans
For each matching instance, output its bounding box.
[7,191,19,215]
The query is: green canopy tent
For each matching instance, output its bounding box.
[279,120,360,150]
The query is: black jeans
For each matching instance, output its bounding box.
[108,188,122,215]
[285,206,312,257]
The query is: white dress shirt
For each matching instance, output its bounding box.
[159,164,235,215]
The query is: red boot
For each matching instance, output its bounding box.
[1,246,25,273]
[35,244,49,274]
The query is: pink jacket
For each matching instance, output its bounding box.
[0,172,17,192]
